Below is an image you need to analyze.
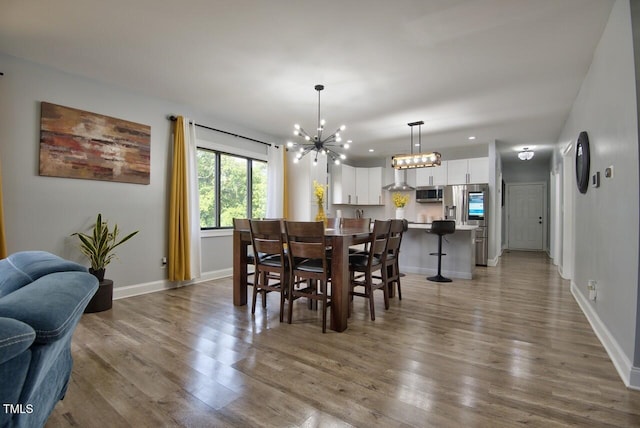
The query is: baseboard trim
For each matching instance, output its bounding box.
[113,268,233,300]
[570,281,639,389]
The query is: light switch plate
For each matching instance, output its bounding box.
[592,171,600,188]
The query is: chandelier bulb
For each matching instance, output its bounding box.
[290,85,347,165]
[334,159,340,165]
[340,125,346,131]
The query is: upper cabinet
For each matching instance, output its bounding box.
[447,157,489,184]
[332,165,383,205]
[331,164,356,204]
[416,162,448,187]
[362,166,382,205]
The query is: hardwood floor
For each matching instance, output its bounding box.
[47,251,640,427]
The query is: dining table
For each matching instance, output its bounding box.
[232,224,372,332]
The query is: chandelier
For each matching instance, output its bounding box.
[287,84,350,165]
[518,147,535,161]
[391,121,441,169]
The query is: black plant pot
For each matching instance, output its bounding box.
[84,279,113,313]
[89,268,105,282]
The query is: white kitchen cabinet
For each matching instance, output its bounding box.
[447,157,488,184]
[355,168,368,205]
[367,167,383,205]
[331,164,356,204]
[331,165,383,205]
[467,157,489,183]
[416,162,447,186]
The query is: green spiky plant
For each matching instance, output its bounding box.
[72,213,138,281]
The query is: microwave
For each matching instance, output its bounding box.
[416,186,443,202]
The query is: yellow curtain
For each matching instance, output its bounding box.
[168,116,191,280]
[282,147,289,219]
[0,155,7,259]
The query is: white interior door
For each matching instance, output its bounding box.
[508,183,545,250]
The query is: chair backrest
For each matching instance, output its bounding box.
[386,219,404,259]
[285,221,326,261]
[233,218,250,230]
[325,217,341,229]
[366,220,391,267]
[342,217,371,230]
[431,220,456,235]
[249,219,286,260]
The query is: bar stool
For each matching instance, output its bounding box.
[427,220,456,283]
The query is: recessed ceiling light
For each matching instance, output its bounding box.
[468,136,476,140]
[368,149,374,152]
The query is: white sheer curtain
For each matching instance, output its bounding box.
[266,145,284,218]
[184,118,202,278]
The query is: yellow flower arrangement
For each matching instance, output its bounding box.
[392,192,410,208]
[313,180,328,204]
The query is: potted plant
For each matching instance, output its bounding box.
[72,213,138,312]
[392,192,409,219]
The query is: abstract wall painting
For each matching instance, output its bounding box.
[39,102,150,184]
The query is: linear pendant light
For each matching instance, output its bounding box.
[391,121,441,169]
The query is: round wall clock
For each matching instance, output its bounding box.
[576,131,590,194]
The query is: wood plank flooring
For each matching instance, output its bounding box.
[46,251,640,427]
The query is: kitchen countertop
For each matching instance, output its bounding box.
[407,223,478,231]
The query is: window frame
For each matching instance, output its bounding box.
[196,141,267,236]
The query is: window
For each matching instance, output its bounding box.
[197,148,267,229]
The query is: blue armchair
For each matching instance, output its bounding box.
[0,251,98,428]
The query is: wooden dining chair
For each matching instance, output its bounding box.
[380,219,405,300]
[348,219,391,320]
[341,217,371,254]
[233,218,255,287]
[341,217,371,229]
[285,221,332,333]
[248,219,289,321]
[325,217,341,229]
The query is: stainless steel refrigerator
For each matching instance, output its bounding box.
[443,184,489,266]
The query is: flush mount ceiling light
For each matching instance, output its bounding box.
[286,84,349,166]
[391,121,441,169]
[518,147,535,161]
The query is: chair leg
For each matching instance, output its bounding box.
[261,272,268,308]
[395,261,402,300]
[251,269,260,314]
[381,266,390,310]
[288,275,295,324]
[321,280,327,333]
[382,280,390,310]
[366,272,375,321]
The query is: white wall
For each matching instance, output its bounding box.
[0,54,279,291]
[555,0,640,387]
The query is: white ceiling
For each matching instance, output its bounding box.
[0,0,614,165]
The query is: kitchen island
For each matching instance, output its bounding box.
[401,223,477,280]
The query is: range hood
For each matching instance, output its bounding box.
[383,169,414,191]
